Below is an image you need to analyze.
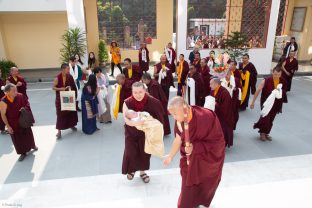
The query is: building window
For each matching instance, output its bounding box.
[97,0,156,49]
[186,0,272,49]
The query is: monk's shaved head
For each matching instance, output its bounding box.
[210,77,221,91]
[160,54,167,63]
[168,97,188,122]
[116,73,125,80]
[168,96,187,110]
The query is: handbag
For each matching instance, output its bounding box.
[19,107,34,128]
[60,90,76,111]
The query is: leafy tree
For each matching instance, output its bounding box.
[225,31,249,61]
[60,27,86,64]
[0,59,17,79]
[98,39,109,63]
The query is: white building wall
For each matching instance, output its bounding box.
[177,0,281,75]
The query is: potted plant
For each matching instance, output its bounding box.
[98,39,109,66]
[0,59,17,79]
[60,27,86,63]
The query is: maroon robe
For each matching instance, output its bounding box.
[154,63,174,99]
[175,106,225,208]
[254,77,288,134]
[147,79,171,135]
[211,86,234,147]
[123,64,143,83]
[167,47,176,73]
[2,94,36,154]
[7,75,28,98]
[55,73,78,130]
[233,69,241,80]
[232,77,242,130]
[122,95,165,174]
[0,78,5,131]
[119,79,133,113]
[176,61,189,96]
[239,62,258,110]
[282,57,298,91]
[192,59,201,72]
[138,48,150,72]
[188,72,205,106]
[199,65,211,97]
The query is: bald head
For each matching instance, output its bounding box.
[168,96,188,122]
[116,73,125,85]
[210,77,221,91]
[10,67,19,76]
[160,54,167,64]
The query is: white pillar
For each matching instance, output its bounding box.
[66,0,88,64]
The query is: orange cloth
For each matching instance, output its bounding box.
[128,68,133,78]
[177,60,184,83]
[213,85,221,97]
[273,78,279,89]
[5,95,14,103]
[110,47,121,64]
[240,70,250,104]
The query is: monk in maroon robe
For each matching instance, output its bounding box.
[138,43,150,72]
[142,73,171,135]
[165,42,176,73]
[0,84,37,161]
[164,97,225,208]
[229,62,242,130]
[231,60,241,80]
[210,77,234,147]
[192,52,201,72]
[239,54,258,111]
[154,54,174,99]
[123,58,143,83]
[53,64,78,139]
[116,74,132,113]
[188,64,205,106]
[0,77,6,133]
[199,58,211,97]
[6,67,28,98]
[251,66,288,141]
[282,51,298,92]
[176,54,189,96]
[122,82,165,183]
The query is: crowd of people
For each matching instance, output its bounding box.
[0,38,299,207]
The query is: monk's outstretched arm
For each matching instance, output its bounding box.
[250,79,265,109]
[153,66,159,78]
[0,102,12,134]
[164,133,182,166]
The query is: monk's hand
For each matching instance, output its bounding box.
[7,126,14,134]
[16,82,22,87]
[163,155,172,167]
[250,103,255,109]
[185,143,193,155]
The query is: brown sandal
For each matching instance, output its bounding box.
[140,173,150,183]
[127,172,135,180]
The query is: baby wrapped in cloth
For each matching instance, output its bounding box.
[125,110,164,157]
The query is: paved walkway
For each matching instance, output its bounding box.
[0,77,312,207]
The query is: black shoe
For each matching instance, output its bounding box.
[77,108,82,112]
[56,132,62,140]
[105,121,112,124]
[71,127,77,131]
[32,146,38,151]
[18,154,27,162]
